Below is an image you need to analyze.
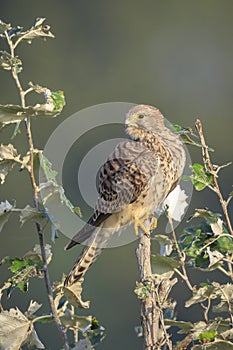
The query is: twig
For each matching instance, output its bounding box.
[195,120,233,236]
[168,214,193,292]
[36,222,69,348]
[136,222,160,350]
[6,30,69,350]
[203,298,211,323]
[32,314,52,324]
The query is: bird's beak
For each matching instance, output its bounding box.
[125,115,138,126]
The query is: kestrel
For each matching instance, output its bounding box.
[64,105,186,287]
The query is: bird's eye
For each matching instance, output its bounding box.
[138,114,144,119]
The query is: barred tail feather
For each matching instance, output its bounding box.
[64,225,113,287]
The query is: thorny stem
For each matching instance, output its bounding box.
[5,30,69,350]
[195,119,233,236]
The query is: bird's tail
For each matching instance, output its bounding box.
[64,225,112,287]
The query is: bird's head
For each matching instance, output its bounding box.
[125,104,164,140]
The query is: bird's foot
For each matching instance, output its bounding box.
[134,214,157,236]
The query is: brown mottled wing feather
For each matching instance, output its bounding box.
[95,140,158,215]
[65,140,157,249]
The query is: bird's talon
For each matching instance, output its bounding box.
[150,217,157,231]
[134,214,153,236]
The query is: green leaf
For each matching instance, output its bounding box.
[0,200,13,231]
[189,208,221,224]
[88,318,106,346]
[39,153,57,181]
[134,281,151,299]
[171,123,214,150]
[198,329,217,342]
[6,257,37,293]
[190,163,213,191]
[185,285,218,307]
[50,90,66,112]
[3,245,52,294]
[28,82,66,114]
[164,320,193,334]
[217,235,233,251]
[10,258,26,273]
[0,20,11,34]
[151,254,180,275]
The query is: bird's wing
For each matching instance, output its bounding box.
[65,140,158,249]
[95,140,158,215]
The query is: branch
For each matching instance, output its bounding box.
[136,230,160,350]
[195,120,233,236]
[5,32,69,350]
[136,219,173,349]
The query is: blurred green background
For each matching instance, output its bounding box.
[0,1,233,349]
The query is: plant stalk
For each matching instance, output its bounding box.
[6,30,69,350]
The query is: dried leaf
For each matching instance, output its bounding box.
[0,20,11,35]
[210,218,224,236]
[39,180,74,215]
[64,281,90,309]
[25,300,42,317]
[15,17,54,44]
[26,328,45,349]
[0,50,22,72]
[192,340,233,349]
[0,308,31,350]
[33,244,52,264]
[0,144,21,183]
[0,99,65,128]
[19,205,46,226]
[0,200,13,231]
[0,104,26,125]
[72,338,93,350]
